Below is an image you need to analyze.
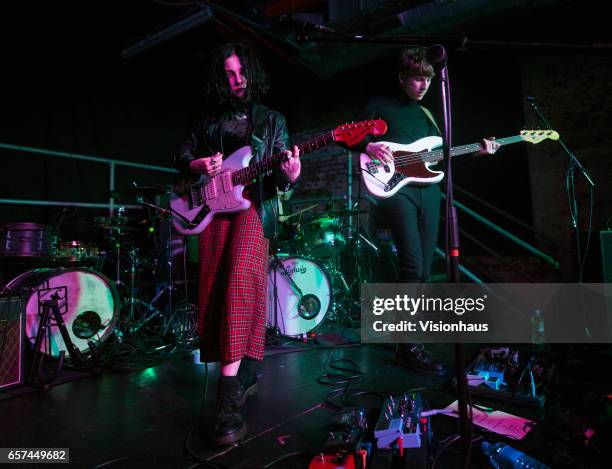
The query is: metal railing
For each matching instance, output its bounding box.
[0,143,177,215]
[0,142,561,280]
[442,194,560,271]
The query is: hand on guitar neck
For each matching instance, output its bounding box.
[474,137,501,156]
[366,137,501,164]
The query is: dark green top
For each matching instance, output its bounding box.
[357,93,440,151]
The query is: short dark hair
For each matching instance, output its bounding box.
[204,43,269,108]
[398,47,435,79]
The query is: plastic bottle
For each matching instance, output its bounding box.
[530,308,545,344]
[481,441,551,469]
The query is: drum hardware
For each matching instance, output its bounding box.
[54,240,101,266]
[2,268,116,388]
[125,184,167,198]
[267,253,305,338]
[91,215,142,232]
[2,268,118,356]
[129,180,196,231]
[106,185,191,344]
[29,296,101,388]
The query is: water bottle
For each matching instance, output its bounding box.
[481,441,551,469]
[530,308,545,344]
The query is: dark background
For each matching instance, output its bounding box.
[1,0,611,279]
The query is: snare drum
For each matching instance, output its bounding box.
[0,223,58,258]
[1,268,118,356]
[267,256,332,336]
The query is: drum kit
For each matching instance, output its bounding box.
[0,185,196,376]
[0,186,377,376]
[267,204,375,338]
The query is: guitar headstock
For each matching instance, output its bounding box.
[520,129,559,144]
[333,119,388,147]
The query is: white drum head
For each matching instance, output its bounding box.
[267,256,331,336]
[3,268,118,356]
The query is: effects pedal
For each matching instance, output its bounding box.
[374,392,429,452]
[454,347,548,408]
[309,409,368,469]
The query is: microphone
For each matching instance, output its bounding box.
[270,15,334,35]
[525,96,539,109]
[426,44,448,70]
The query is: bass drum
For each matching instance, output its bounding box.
[267,256,331,337]
[2,268,118,356]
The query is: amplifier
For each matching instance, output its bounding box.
[0,296,24,391]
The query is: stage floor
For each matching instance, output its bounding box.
[0,341,608,469]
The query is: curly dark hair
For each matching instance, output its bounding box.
[204,43,269,110]
[398,47,435,79]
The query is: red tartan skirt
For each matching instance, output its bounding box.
[197,205,269,364]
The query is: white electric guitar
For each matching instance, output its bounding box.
[170,119,387,235]
[360,130,559,198]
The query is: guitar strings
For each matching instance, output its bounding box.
[391,135,525,167]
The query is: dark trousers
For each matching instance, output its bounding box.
[376,185,441,283]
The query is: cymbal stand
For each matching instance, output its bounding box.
[324,236,352,327]
[345,171,379,309]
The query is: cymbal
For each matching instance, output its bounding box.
[332,209,370,217]
[124,185,167,197]
[91,216,142,231]
[304,209,370,223]
[278,203,319,222]
[107,186,167,200]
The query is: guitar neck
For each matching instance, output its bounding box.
[420,135,524,164]
[233,131,336,185]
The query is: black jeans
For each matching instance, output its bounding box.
[376,184,441,283]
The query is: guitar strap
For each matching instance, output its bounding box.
[249,102,270,156]
[419,105,441,135]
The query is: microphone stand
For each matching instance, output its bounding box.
[527,98,595,281]
[290,30,537,468]
[434,48,473,464]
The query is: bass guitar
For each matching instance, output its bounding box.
[360,130,559,198]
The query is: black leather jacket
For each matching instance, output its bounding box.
[174,103,295,239]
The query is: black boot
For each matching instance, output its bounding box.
[213,376,247,446]
[236,359,259,406]
[396,343,447,375]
